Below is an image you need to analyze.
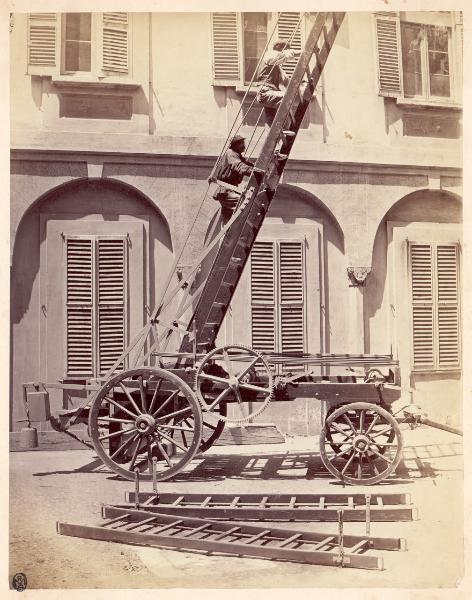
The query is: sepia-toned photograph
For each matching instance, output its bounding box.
[6,1,467,595]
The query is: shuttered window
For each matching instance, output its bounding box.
[65,235,127,378]
[27,13,59,75]
[374,12,403,97]
[374,12,462,101]
[211,12,241,85]
[102,12,129,74]
[251,240,306,357]
[409,242,460,371]
[211,12,304,86]
[276,12,303,79]
[27,12,129,77]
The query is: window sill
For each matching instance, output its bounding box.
[51,75,141,91]
[395,97,462,111]
[411,368,461,374]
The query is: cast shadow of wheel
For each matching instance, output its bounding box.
[33,441,462,484]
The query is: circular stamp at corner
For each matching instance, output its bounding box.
[12,573,27,592]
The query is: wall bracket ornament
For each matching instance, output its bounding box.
[347,267,371,287]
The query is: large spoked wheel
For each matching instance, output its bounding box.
[195,344,274,424]
[320,402,403,486]
[89,368,202,481]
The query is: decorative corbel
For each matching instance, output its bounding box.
[347,267,371,287]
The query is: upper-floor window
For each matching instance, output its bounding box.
[374,11,462,105]
[401,23,451,99]
[243,13,268,84]
[27,12,130,78]
[211,12,303,87]
[64,13,92,72]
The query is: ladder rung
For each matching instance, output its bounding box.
[312,536,335,550]
[349,539,371,553]
[154,519,183,534]
[377,497,384,507]
[348,497,354,509]
[103,513,131,527]
[289,496,296,509]
[201,496,212,507]
[259,496,269,508]
[278,533,302,548]
[319,496,325,510]
[172,496,185,506]
[244,529,271,544]
[213,526,241,541]
[181,524,208,538]
[123,516,158,531]
[230,496,240,508]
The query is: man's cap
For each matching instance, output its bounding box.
[273,39,290,50]
[229,134,245,147]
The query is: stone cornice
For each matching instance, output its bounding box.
[10,148,462,180]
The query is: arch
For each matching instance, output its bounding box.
[10,178,174,430]
[12,177,173,323]
[365,188,462,354]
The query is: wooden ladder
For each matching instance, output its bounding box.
[178,12,346,355]
[57,502,406,570]
[122,491,417,522]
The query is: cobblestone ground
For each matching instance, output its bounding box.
[9,425,464,590]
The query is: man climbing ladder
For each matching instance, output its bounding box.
[209,134,254,217]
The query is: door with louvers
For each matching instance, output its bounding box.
[41,218,145,396]
[409,242,461,371]
[220,220,323,361]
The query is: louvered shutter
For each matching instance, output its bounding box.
[65,237,94,377]
[279,241,305,354]
[409,242,460,371]
[410,244,435,369]
[251,241,276,353]
[276,12,303,79]
[436,245,460,367]
[374,12,403,97]
[97,237,127,375]
[211,12,241,85]
[27,13,59,75]
[102,12,129,74]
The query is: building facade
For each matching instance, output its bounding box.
[10,11,462,440]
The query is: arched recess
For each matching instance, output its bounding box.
[209,184,346,359]
[364,189,462,424]
[10,177,173,431]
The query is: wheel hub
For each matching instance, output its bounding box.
[352,434,371,454]
[135,413,156,434]
[228,376,240,391]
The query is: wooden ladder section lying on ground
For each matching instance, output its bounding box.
[57,503,406,570]
[122,491,417,522]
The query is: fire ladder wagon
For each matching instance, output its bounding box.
[23,12,415,487]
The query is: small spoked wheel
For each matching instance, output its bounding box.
[320,402,403,486]
[195,344,274,424]
[89,368,202,481]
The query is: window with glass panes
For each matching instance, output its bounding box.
[401,23,451,99]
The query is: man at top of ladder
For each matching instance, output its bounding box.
[255,39,302,127]
[209,134,254,217]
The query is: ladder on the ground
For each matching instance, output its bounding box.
[123,491,417,522]
[178,12,346,355]
[57,503,405,570]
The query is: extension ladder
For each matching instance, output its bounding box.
[122,491,417,522]
[178,12,346,355]
[57,503,405,570]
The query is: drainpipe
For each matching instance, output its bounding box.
[148,12,154,135]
